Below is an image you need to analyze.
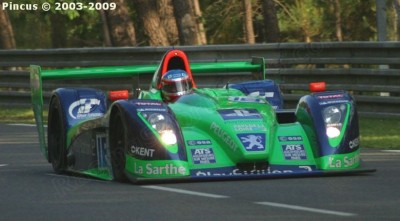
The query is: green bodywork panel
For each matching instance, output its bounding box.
[30,65,47,160]
[126,158,189,178]
[37,61,264,80]
[316,149,360,170]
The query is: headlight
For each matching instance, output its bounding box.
[323,106,341,124]
[147,113,168,131]
[144,113,177,145]
[326,126,341,138]
[323,105,346,138]
[160,130,177,145]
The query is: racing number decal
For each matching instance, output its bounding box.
[96,134,109,168]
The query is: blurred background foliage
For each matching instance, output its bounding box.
[1,0,399,49]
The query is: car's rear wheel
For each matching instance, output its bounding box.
[47,96,67,174]
[109,111,128,182]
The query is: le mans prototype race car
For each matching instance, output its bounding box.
[30,49,374,183]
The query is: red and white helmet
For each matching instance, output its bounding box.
[161,69,193,102]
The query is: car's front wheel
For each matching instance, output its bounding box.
[47,95,67,174]
[109,110,128,182]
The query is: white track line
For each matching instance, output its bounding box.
[142,185,229,199]
[0,164,8,167]
[382,150,400,153]
[7,124,47,128]
[7,124,36,127]
[255,201,356,217]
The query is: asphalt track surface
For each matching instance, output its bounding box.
[0,124,399,221]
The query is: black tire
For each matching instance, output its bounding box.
[109,111,128,182]
[47,96,67,174]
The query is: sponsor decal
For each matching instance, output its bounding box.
[164,71,187,79]
[210,122,239,152]
[137,108,166,112]
[319,100,348,105]
[328,155,359,168]
[130,145,155,158]
[349,137,360,149]
[237,133,266,151]
[218,109,262,120]
[96,134,109,168]
[317,94,344,100]
[191,148,216,164]
[233,123,267,132]
[134,101,162,106]
[191,165,315,177]
[278,136,303,142]
[68,98,102,119]
[228,96,265,103]
[134,162,187,175]
[187,140,212,146]
[135,101,166,113]
[282,144,307,160]
[248,91,274,98]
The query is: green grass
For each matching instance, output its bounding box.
[0,107,39,124]
[0,107,399,149]
[359,116,400,149]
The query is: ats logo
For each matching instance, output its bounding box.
[191,148,216,164]
[282,144,307,160]
[68,98,102,119]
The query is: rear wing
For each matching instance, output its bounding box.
[30,58,266,158]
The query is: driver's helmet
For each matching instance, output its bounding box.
[161,69,193,102]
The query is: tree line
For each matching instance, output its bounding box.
[1,0,400,49]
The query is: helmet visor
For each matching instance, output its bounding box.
[162,78,193,95]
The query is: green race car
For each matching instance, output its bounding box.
[30,49,374,183]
